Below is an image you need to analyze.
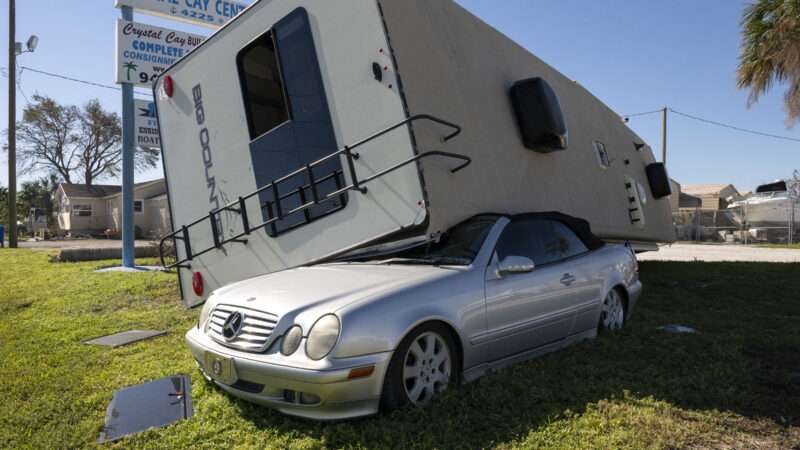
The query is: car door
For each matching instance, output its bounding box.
[546,220,598,335]
[484,218,585,361]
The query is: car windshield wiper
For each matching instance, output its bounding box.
[375,257,439,265]
[375,256,471,266]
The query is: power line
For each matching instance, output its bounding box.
[9,66,800,144]
[20,66,121,92]
[669,108,800,143]
[622,108,663,119]
[11,65,153,97]
[16,66,30,104]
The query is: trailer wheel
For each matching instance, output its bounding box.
[381,323,459,411]
[599,288,626,332]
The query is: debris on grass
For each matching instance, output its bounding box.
[84,330,167,348]
[657,324,698,334]
[98,375,193,443]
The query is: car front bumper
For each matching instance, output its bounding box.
[185,327,392,420]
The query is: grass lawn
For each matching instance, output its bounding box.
[755,243,800,250]
[1,249,799,449]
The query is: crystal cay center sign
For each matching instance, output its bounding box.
[115,0,249,28]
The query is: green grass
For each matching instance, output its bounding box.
[1,250,799,449]
[755,243,800,250]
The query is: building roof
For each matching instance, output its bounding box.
[58,179,165,199]
[59,183,121,198]
[681,184,737,197]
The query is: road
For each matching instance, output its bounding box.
[638,243,800,263]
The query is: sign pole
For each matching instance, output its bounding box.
[7,0,17,248]
[661,107,668,166]
[121,5,135,267]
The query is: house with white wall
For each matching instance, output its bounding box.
[54,179,171,238]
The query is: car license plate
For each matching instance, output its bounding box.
[204,352,238,385]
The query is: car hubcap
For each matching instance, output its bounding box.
[403,331,451,406]
[602,290,624,330]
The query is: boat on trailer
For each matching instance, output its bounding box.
[728,172,800,229]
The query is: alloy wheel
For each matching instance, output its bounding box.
[402,331,452,406]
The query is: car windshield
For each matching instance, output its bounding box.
[346,215,500,266]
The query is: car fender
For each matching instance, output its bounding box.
[339,295,466,352]
[331,270,482,362]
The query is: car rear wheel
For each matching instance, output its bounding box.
[599,288,625,331]
[381,323,458,411]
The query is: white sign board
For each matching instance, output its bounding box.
[116,0,249,28]
[135,99,161,149]
[116,20,204,86]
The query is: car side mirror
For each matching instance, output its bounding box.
[497,256,535,277]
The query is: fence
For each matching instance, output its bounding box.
[674,202,799,244]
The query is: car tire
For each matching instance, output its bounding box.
[380,323,460,412]
[599,287,626,332]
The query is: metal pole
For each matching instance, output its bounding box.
[121,5,135,267]
[662,107,668,166]
[790,198,795,245]
[7,0,17,248]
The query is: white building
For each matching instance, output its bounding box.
[54,179,171,238]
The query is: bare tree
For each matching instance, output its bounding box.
[13,95,80,183]
[9,95,159,185]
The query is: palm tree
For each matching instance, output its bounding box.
[738,0,800,125]
[123,62,138,82]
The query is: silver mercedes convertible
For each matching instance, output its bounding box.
[186,213,641,420]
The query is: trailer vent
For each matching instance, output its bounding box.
[207,304,278,352]
[510,77,568,152]
[625,175,646,228]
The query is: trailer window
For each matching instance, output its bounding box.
[593,141,610,168]
[238,31,290,139]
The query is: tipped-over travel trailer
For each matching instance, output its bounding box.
[155,0,675,306]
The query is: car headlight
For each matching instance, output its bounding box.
[305,314,340,360]
[281,325,303,356]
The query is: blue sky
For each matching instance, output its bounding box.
[1,0,798,192]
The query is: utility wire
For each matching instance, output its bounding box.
[624,106,800,143]
[14,65,153,97]
[669,108,800,143]
[10,66,800,143]
[16,66,31,104]
[622,108,663,119]
[20,66,121,92]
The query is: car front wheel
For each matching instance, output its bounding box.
[381,323,458,411]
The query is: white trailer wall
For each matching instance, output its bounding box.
[379,0,674,243]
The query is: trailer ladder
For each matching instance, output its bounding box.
[159,114,470,269]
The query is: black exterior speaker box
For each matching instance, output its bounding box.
[645,162,671,199]
[510,77,568,152]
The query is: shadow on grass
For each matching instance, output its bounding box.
[226,262,800,449]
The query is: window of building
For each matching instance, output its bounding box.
[73,204,92,217]
[134,200,143,214]
[237,31,290,140]
[594,141,611,168]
